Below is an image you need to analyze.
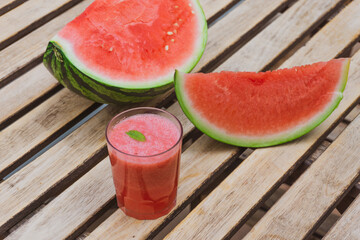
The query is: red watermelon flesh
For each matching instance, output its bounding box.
[175,59,350,147]
[52,0,206,87]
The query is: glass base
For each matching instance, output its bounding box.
[118,198,176,220]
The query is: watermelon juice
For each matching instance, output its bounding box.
[106,107,183,220]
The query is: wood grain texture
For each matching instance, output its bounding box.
[0,0,81,48]
[193,0,291,72]
[0,0,27,16]
[5,160,115,240]
[323,195,360,240]
[6,127,234,239]
[0,105,119,234]
[4,99,197,240]
[282,0,360,68]
[2,0,359,239]
[244,114,360,240]
[164,4,360,239]
[0,0,92,85]
[87,135,238,240]
[0,0,237,124]
[167,102,194,135]
[84,1,358,239]
[0,64,57,126]
[0,0,239,233]
[326,121,348,141]
[217,0,348,72]
[344,104,360,122]
[0,88,94,178]
[0,0,18,10]
[199,0,237,20]
[0,0,237,86]
[0,0,287,133]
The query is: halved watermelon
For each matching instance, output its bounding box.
[43,0,207,104]
[175,59,350,147]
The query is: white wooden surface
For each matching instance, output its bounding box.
[0,0,359,238]
[323,195,360,240]
[218,0,347,72]
[0,89,93,176]
[0,0,93,84]
[164,1,360,237]
[0,0,79,45]
[244,115,360,240]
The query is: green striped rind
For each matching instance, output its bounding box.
[43,42,173,104]
[174,59,350,148]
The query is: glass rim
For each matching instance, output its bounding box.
[105,107,183,158]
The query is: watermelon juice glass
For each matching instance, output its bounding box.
[106,107,183,220]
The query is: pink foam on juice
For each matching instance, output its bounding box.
[107,113,181,219]
[109,114,180,156]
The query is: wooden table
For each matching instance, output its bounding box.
[1,0,360,239]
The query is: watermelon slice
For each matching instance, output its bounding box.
[43,0,207,104]
[175,59,350,147]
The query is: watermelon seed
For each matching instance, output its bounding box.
[191,10,195,14]
[189,3,192,7]
[171,39,175,42]
[174,5,178,8]
[174,29,177,34]
[165,45,169,51]
[167,31,173,35]
[109,47,113,52]
[179,19,182,21]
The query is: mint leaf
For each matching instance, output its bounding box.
[126,130,146,142]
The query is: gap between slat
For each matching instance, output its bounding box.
[0,0,28,17]
[0,0,84,51]
[0,0,290,179]
[0,0,352,237]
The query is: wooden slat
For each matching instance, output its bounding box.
[0,0,291,235]
[282,4,360,68]
[0,0,240,87]
[0,0,81,49]
[323,195,360,240]
[192,0,292,72]
[0,0,27,16]
[163,1,360,238]
[243,115,360,240]
[5,124,234,239]
[84,0,360,239]
[0,88,94,178]
[218,0,349,72]
[87,136,239,240]
[0,104,119,234]
[0,0,249,123]
[0,65,57,128]
[0,0,288,129]
[0,0,294,237]
[344,104,360,122]
[326,121,348,141]
[164,51,360,239]
[0,0,18,10]
[0,0,92,86]
[4,102,195,240]
[200,0,237,20]
[0,0,247,233]
[5,159,115,240]
[167,102,194,136]
[1,0,354,236]
[0,0,240,176]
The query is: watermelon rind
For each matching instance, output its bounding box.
[174,59,350,148]
[43,0,207,104]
